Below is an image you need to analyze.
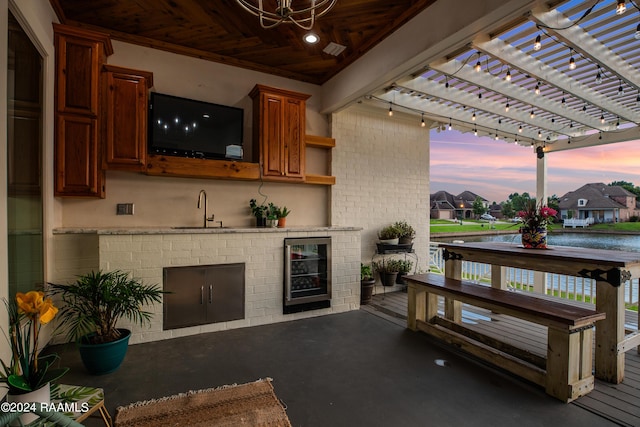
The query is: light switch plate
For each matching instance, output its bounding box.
[116,203,134,215]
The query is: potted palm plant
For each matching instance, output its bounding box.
[50,270,164,375]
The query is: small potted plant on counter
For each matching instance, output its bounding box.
[360,263,376,305]
[249,199,268,227]
[277,206,291,228]
[266,203,279,228]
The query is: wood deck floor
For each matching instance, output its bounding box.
[366,290,640,427]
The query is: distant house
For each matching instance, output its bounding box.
[430,190,489,220]
[558,183,640,223]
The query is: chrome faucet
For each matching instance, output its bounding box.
[197,190,216,228]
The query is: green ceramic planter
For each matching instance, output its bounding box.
[78,328,131,375]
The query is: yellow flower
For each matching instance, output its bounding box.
[16,291,58,324]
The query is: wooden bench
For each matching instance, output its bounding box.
[406,273,606,402]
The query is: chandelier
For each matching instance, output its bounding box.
[234,0,337,30]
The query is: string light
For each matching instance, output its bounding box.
[475,53,482,72]
[518,124,523,133]
[494,130,499,140]
[583,103,587,112]
[635,23,640,40]
[445,76,449,89]
[505,99,510,112]
[616,116,620,129]
[618,79,624,96]
[505,68,512,81]
[561,94,566,107]
[530,109,535,119]
[595,65,602,84]
[421,113,425,127]
[388,103,393,116]
[616,0,626,15]
[533,34,541,51]
[568,48,576,70]
[472,110,476,121]
[474,126,478,136]
[534,82,540,95]
[636,91,640,106]
[600,111,605,124]
[448,118,452,130]
[538,130,542,138]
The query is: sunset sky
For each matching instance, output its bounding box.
[430,129,640,203]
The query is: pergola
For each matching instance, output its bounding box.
[373,0,640,200]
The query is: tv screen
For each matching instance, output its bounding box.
[148,92,244,160]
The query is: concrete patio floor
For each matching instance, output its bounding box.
[54,310,617,426]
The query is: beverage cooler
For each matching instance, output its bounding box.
[284,237,331,314]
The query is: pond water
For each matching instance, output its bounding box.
[434,232,640,253]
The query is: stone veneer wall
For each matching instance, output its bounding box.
[330,106,430,281]
[51,229,360,344]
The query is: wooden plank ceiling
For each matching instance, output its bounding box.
[49,0,437,85]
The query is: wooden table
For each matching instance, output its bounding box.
[439,241,640,384]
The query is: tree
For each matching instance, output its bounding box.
[507,192,533,212]
[501,201,515,218]
[547,194,560,211]
[472,196,486,218]
[610,180,640,200]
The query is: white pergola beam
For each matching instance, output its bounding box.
[545,126,640,153]
[429,56,609,133]
[528,7,640,123]
[378,90,541,142]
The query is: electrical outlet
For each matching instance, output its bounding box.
[116,203,134,215]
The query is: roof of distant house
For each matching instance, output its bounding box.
[558,183,632,210]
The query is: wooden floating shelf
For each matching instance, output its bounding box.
[146,155,260,180]
[305,174,336,185]
[305,135,335,149]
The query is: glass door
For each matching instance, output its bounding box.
[284,237,331,313]
[7,11,44,296]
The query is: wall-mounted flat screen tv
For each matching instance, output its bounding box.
[148,92,244,160]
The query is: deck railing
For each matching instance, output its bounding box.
[428,242,639,307]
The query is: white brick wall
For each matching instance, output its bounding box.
[331,106,431,285]
[51,229,360,344]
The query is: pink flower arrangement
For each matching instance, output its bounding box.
[517,200,558,229]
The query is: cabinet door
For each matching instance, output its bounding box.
[261,93,285,177]
[54,114,104,197]
[102,66,153,171]
[55,33,103,117]
[163,266,207,329]
[284,97,305,178]
[206,263,245,323]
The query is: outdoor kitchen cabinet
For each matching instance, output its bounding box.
[101,65,153,171]
[53,24,112,197]
[163,263,245,330]
[250,84,310,182]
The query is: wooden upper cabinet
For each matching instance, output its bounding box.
[250,85,310,181]
[102,65,154,171]
[53,24,112,198]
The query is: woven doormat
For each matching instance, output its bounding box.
[114,378,291,427]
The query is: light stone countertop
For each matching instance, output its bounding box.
[53,226,362,235]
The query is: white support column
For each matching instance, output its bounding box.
[534,150,548,293]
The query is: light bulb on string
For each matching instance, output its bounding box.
[388,103,393,117]
[595,65,602,84]
[616,117,620,129]
[505,68,511,81]
[505,100,510,112]
[445,76,449,89]
[473,126,478,136]
[448,118,452,130]
[618,80,624,96]
[530,109,535,119]
[518,124,523,133]
[534,82,540,95]
[472,111,476,121]
[600,111,605,124]
[494,130,499,140]
[538,130,542,138]
[533,34,541,51]
[568,49,576,70]
[475,59,482,72]
[421,113,426,127]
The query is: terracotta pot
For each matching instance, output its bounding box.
[521,226,548,249]
[278,217,287,228]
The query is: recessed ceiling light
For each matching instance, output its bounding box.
[304,33,319,44]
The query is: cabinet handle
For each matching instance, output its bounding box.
[209,284,213,304]
[200,286,204,305]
